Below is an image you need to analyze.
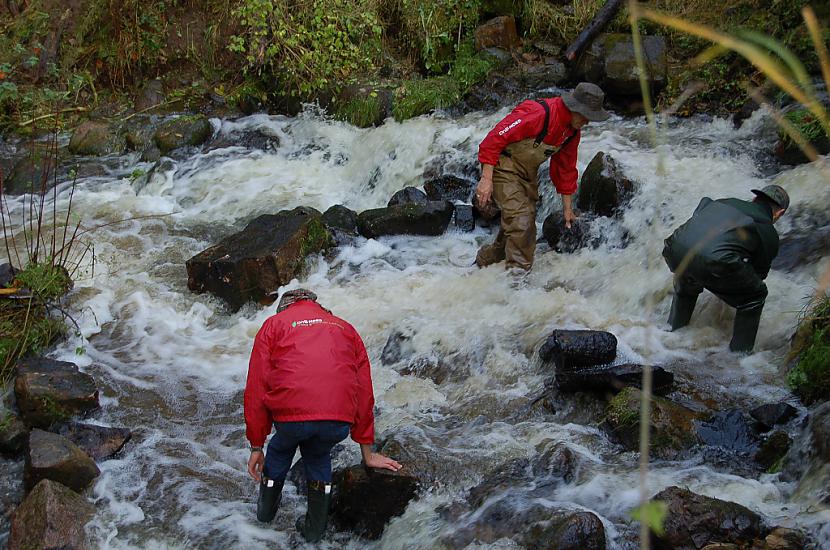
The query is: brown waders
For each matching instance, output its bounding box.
[476,138,560,270]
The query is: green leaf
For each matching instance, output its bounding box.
[630,501,668,537]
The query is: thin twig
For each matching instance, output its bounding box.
[18,107,89,128]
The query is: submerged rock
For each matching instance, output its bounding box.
[357,201,454,238]
[696,409,760,454]
[24,429,100,492]
[14,358,100,429]
[186,206,332,311]
[541,210,592,253]
[331,464,419,539]
[650,486,766,549]
[9,479,95,550]
[538,329,618,370]
[387,186,428,207]
[754,431,791,471]
[453,204,475,232]
[57,422,132,460]
[750,402,798,432]
[552,363,674,395]
[576,152,636,217]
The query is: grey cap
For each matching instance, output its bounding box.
[751,184,790,211]
[562,82,610,122]
[277,288,317,312]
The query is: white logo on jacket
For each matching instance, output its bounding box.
[498,118,522,136]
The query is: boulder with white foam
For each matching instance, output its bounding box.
[357,201,454,238]
[9,479,95,550]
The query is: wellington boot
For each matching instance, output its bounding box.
[256,476,284,523]
[729,309,762,353]
[297,481,331,543]
[668,294,697,331]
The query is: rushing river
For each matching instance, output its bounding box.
[2,103,830,549]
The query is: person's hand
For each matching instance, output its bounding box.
[247,450,264,482]
[475,176,493,207]
[564,207,578,229]
[363,452,403,472]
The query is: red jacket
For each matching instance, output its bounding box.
[244,300,375,447]
[478,97,581,195]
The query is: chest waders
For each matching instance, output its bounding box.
[476,100,576,270]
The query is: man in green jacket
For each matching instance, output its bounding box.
[662,185,789,352]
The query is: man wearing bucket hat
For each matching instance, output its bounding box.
[244,289,402,542]
[474,82,610,271]
[662,185,789,352]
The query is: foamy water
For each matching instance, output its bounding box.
[1,105,829,549]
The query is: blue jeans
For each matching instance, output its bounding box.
[263,421,351,483]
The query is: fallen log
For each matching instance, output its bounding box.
[565,0,625,62]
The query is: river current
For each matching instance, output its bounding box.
[2,104,830,549]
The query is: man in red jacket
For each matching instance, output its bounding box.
[475,82,610,271]
[244,288,401,542]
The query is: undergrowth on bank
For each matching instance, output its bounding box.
[787,293,830,404]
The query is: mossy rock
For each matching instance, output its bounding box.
[67,121,124,156]
[153,115,213,155]
[787,328,830,405]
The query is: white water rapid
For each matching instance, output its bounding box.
[2,104,829,549]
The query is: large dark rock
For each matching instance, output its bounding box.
[331,464,419,539]
[67,121,124,156]
[530,441,582,483]
[387,187,428,207]
[750,402,798,432]
[577,152,635,217]
[454,204,475,232]
[696,409,760,454]
[650,486,767,550]
[0,413,28,455]
[423,175,475,203]
[24,429,100,492]
[380,328,416,366]
[466,458,531,509]
[774,135,830,165]
[9,479,95,550]
[0,262,17,286]
[754,431,791,471]
[538,329,617,370]
[357,201,454,239]
[153,115,213,155]
[6,150,59,196]
[772,210,830,272]
[761,527,808,550]
[522,510,607,550]
[57,422,132,460]
[378,430,465,487]
[474,16,521,52]
[321,204,359,246]
[186,207,332,311]
[542,210,592,253]
[552,363,674,396]
[14,358,100,429]
[606,388,704,458]
[808,400,830,463]
[576,33,667,97]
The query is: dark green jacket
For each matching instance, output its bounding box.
[663,197,779,280]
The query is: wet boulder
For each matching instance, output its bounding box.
[772,210,830,272]
[696,409,760,454]
[552,363,674,396]
[466,458,531,509]
[474,16,520,52]
[9,479,95,550]
[387,186,428,207]
[538,329,617,370]
[754,431,791,471]
[6,151,59,196]
[762,527,808,550]
[454,204,475,232]
[808,400,830,463]
[577,152,635,217]
[153,114,213,155]
[68,121,124,156]
[380,328,416,366]
[331,464,419,539]
[0,262,17,286]
[24,429,100,492]
[357,201,454,238]
[531,441,582,484]
[14,358,100,429]
[522,510,607,550]
[424,175,475,203]
[650,486,766,549]
[750,402,798,432]
[606,388,704,458]
[321,204,359,246]
[186,207,332,311]
[378,429,465,487]
[205,128,280,153]
[57,422,132,460]
[0,413,28,455]
[575,33,667,98]
[542,210,592,253]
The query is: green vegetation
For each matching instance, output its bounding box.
[334,93,383,128]
[781,108,828,144]
[787,293,830,404]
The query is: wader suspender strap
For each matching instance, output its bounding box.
[533,98,577,152]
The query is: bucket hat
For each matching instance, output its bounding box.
[562,82,610,122]
[751,184,789,211]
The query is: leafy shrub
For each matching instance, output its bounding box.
[788,328,830,404]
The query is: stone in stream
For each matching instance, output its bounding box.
[330,464,419,539]
[56,422,132,460]
[153,114,213,155]
[695,409,760,454]
[453,204,475,232]
[8,479,95,550]
[24,429,100,493]
[541,210,592,253]
[538,329,617,370]
[423,175,475,203]
[186,206,332,311]
[321,204,359,246]
[0,413,28,455]
[67,120,124,156]
[387,186,428,207]
[552,362,674,395]
[750,402,798,432]
[576,152,636,217]
[357,200,454,239]
[14,358,100,429]
[649,486,766,549]
[754,430,791,471]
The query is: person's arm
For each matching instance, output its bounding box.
[244,320,277,481]
[476,163,496,206]
[550,129,581,228]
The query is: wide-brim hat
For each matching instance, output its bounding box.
[751,184,790,211]
[562,82,610,122]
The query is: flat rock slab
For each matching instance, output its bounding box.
[57,422,132,460]
[9,479,95,550]
[554,363,674,395]
[25,429,100,493]
[14,358,99,429]
[357,201,454,239]
[539,329,617,370]
[331,464,419,539]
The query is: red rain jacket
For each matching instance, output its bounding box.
[244,300,375,448]
[478,97,581,195]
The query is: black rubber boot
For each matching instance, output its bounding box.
[296,480,331,543]
[668,293,698,331]
[729,309,762,353]
[256,476,284,523]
